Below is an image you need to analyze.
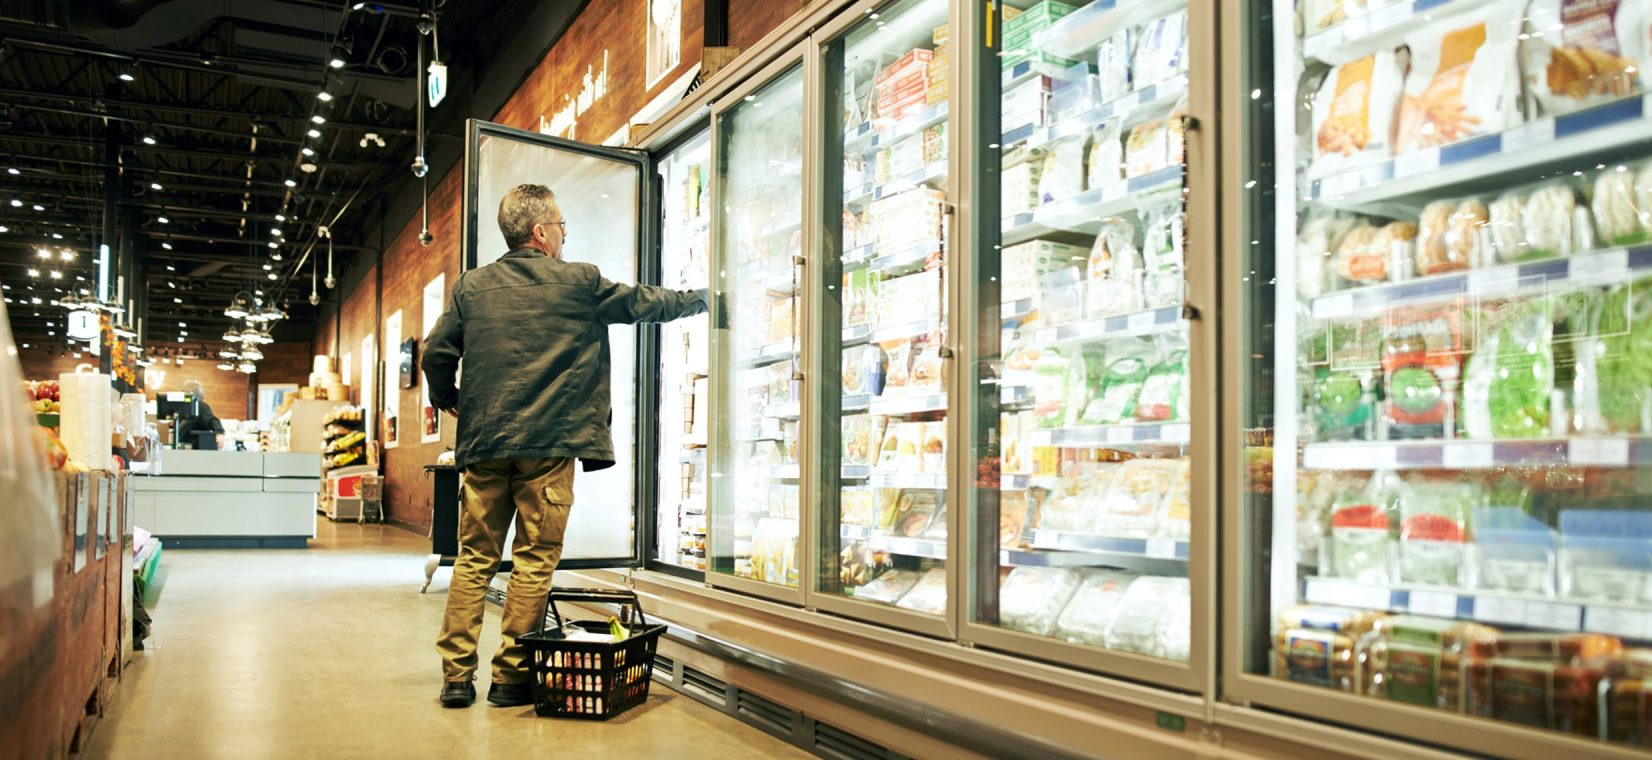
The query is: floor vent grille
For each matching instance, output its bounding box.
[681,666,727,705]
[813,721,889,760]
[735,689,796,735]
[651,654,675,682]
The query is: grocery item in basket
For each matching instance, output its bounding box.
[1000,566,1083,636]
[1463,298,1554,440]
[1132,10,1187,89]
[1141,202,1185,308]
[1395,479,1479,586]
[1311,52,1405,175]
[1053,570,1138,646]
[1086,125,1125,190]
[1394,3,1523,153]
[1096,28,1134,102]
[1593,164,1652,246]
[1381,304,1463,439]
[1125,119,1169,178]
[1272,605,1384,691]
[1105,576,1190,659]
[853,569,920,605]
[1521,0,1652,117]
[1137,342,1188,423]
[1038,136,1088,204]
[894,566,948,614]
[1416,199,1488,276]
[1084,218,1142,319]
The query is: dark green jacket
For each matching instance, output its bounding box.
[422,248,706,470]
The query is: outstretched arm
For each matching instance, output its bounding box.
[593,269,708,325]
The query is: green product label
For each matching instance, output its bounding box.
[1384,646,1440,707]
[1317,372,1362,417]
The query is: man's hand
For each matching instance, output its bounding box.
[442,406,459,419]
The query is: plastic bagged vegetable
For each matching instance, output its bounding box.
[1581,277,1652,433]
[1396,478,1480,586]
[1038,136,1088,204]
[1000,567,1083,636]
[1080,341,1151,425]
[1136,339,1188,423]
[1086,124,1124,190]
[1140,201,1185,308]
[1053,570,1137,646]
[1381,304,1464,439]
[1394,2,1523,153]
[1329,473,1399,583]
[1463,298,1554,439]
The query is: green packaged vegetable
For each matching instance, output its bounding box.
[1462,298,1554,440]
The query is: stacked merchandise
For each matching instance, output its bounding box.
[1000,1,1078,70]
[304,355,349,401]
[874,48,933,122]
[322,406,366,469]
[657,132,711,572]
[1263,0,1652,748]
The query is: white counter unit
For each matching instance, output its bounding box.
[134,451,320,548]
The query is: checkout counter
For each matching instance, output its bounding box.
[130,450,321,548]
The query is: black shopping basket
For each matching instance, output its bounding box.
[518,587,668,720]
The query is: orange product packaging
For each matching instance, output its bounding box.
[1394,2,1523,154]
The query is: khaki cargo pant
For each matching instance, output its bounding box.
[437,457,573,684]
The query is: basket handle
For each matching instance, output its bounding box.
[546,586,648,631]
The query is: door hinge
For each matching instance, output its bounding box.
[792,254,806,266]
[938,346,956,359]
[791,371,804,382]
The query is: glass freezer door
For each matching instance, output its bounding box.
[1232,0,1652,756]
[707,60,809,597]
[460,119,653,569]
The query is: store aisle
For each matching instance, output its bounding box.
[85,522,807,760]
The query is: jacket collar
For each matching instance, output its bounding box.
[501,247,546,260]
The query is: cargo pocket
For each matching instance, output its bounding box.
[539,487,571,551]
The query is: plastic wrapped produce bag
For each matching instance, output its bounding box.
[999,567,1083,636]
[0,298,63,617]
[1297,209,1360,299]
[1592,164,1652,246]
[1521,0,1652,117]
[1463,298,1554,440]
[1084,218,1141,319]
[1140,201,1185,309]
[1395,478,1480,586]
[1576,277,1652,433]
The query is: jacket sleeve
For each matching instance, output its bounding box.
[421,280,464,410]
[591,266,708,325]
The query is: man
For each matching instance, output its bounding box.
[422,183,706,708]
[175,379,224,450]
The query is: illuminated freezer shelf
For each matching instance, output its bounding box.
[1301,437,1652,471]
[870,471,947,490]
[1034,305,1184,344]
[760,402,801,420]
[1306,95,1652,208]
[843,101,948,153]
[1300,576,1652,639]
[841,525,947,559]
[1030,529,1190,561]
[1031,0,1189,61]
[845,162,947,207]
[1309,245,1652,320]
[868,239,944,275]
[764,465,801,481]
[1034,166,1185,233]
[868,393,948,416]
[1026,421,1191,448]
[1302,0,1485,64]
[870,317,945,345]
[1026,74,1187,151]
[760,213,803,238]
[1000,384,1034,408]
[842,394,871,413]
[736,341,796,368]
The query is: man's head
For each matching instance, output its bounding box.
[498,183,566,259]
[181,379,203,398]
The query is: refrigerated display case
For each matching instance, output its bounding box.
[1230,0,1652,756]
[961,0,1217,689]
[707,59,809,597]
[813,0,955,633]
[655,128,713,573]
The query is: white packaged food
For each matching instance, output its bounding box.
[894,566,948,615]
[1310,51,1405,176]
[1086,125,1124,190]
[1096,28,1134,103]
[1297,210,1361,299]
[1000,567,1083,636]
[1053,570,1138,646]
[1140,202,1185,309]
[1038,136,1088,204]
[1132,11,1187,89]
[1593,165,1652,246]
[1394,2,1523,154]
[1521,0,1652,117]
[1303,0,1374,33]
[1105,576,1191,658]
[1084,218,1142,319]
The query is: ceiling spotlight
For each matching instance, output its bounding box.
[36,248,50,259]
[118,63,136,82]
[161,242,173,250]
[271,228,283,237]
[317,90,334,102]
[0,225,8,233]
[141,134,157,146]
[328,53,347,69]
[26,268,38,277]
[5,168,17,175]
[223,326,243,342]
[359,132,385,149]
[58,250,73,261]
[173,297,182,304]
[284,179,297,188]
[50,233,62,239]
[310,114,326,125]
[8,199,19,207]
[306,128,322,139]
[263,263,273,271]
[238,361,257,374]
[274,213,287,222]
[301,147,315,157]
[217,361,234,371]
[267,272,278,281]
[48,270,61,280]
[271,251,283,261]
[150,182,162,190]
[157,215,170,224]
[31,204,43,211]
[267,241,278,249]
[301,162,317,173]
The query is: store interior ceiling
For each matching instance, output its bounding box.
[0,0,574,358]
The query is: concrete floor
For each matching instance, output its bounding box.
[85,521,809,759]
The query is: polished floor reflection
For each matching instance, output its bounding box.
[86,521,807,759]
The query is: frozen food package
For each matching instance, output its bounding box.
[1099,457,1182,538]
[1558,510,1652,603]
[1272,605,1384,691]
[883,340,914,393]
[1395,479,1478,586]
[1038,136,1088,204]
[1038,462,1121,533]
[1104,576,1190,659]
[1493,182,1590,262]
[1604,651,1652,745]
[1039,265,1085,325]
[1095,28,1134,102]
[842,486,878,526]
[1296,209,1361,299]
[1132,10,1187,89]
[1125,119,1169,178]
[894,566,948,614]
[1311,51,1405,176]
[1329,480,1396,583]
[1086,125,1125,190]
[1079,348,1150,426]
[1000,566,1084,636]
[1053,570,1138,646]
[919,421,946,473]
[1000,490,1031,546]
[909,340,943,393]
[1140,203,1186,308]
[1003,160,1045,216]
[842,345,869,395]
[853,569,920,605]
[1394,4,1523,154]
[1463,657,1610,734]
[1031,347,1073,429]
[1361,616,1499,710]
[1167,107,1188,168]
[1593,164,1652,246]
[1137,343,1188,423]
[1474,506,1559,594]
[1302,0,1372,33]
[1462,298,1554,440]
[1416,199,1488,276]
[889,489,943,538]
[875,421,919,472]
[1521,0,1652,117]
[1084,218,1142,319]
[1380,304,1463,439]
[1579,277,1652,434]
[1157,459,1193,539]
[842,414,874,466]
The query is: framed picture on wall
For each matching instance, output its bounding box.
[399,338,417,389]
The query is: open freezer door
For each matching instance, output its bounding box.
[461,119,655,569]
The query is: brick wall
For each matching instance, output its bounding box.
[729,0,805,49]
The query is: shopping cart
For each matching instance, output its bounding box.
[517,587,668,720]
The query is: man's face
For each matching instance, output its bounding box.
[530,208,567,259]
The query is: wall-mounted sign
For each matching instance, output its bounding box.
[646,0,683,88]
[66,310,98,341]
[427,60,449,107]
[541,49,610,140]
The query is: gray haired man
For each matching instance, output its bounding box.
[422,183,707,707]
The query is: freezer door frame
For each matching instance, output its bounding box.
[951,0,1220,695]
[1215,4,1652,759]
[459,117,656,570]
[799,0,960,641]
[704,48,812,606]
